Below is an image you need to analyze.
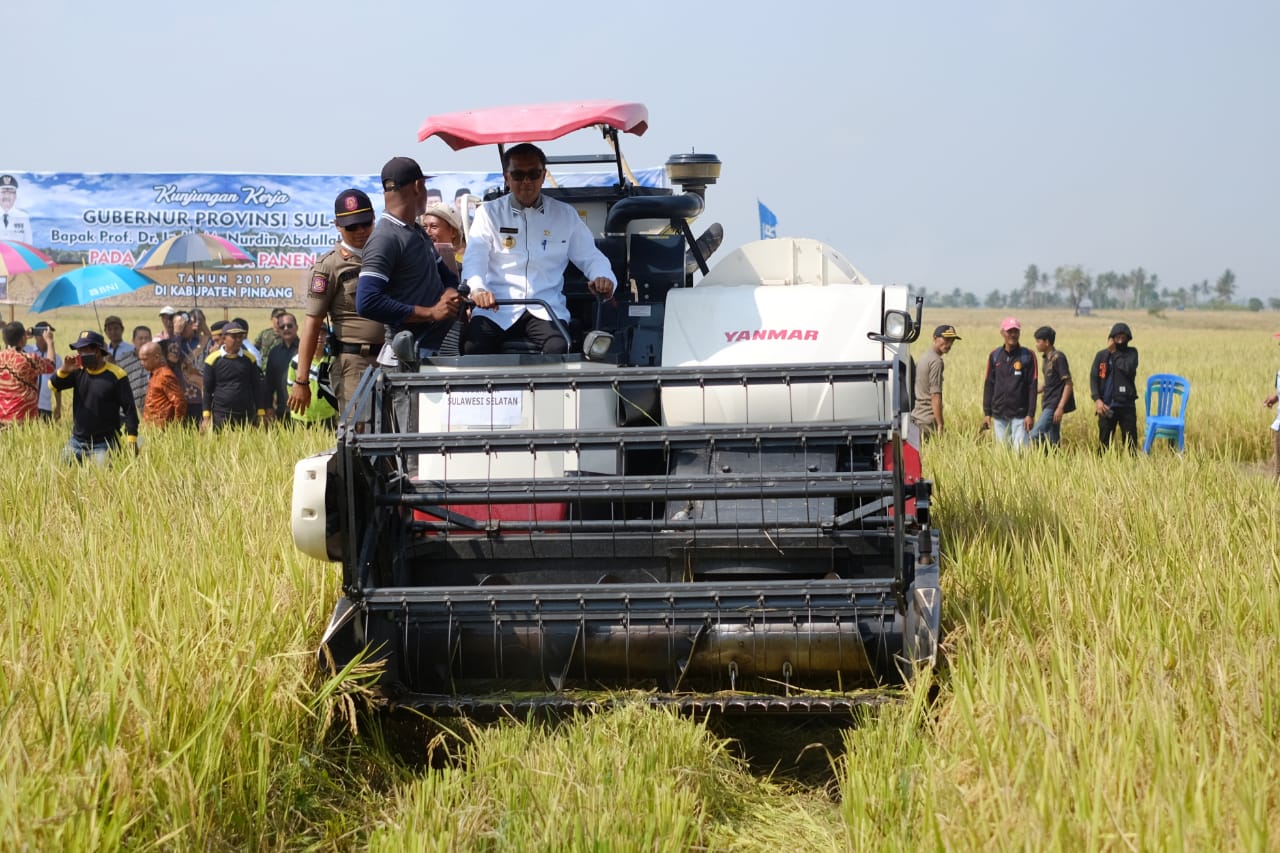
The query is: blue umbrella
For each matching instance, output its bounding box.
[30,264,159,313]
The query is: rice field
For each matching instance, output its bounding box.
[0,306,1276,850]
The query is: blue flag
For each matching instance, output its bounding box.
[758,200,778,240]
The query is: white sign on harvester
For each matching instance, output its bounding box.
[446,392,523,427]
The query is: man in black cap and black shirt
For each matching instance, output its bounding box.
[1089,322,1140,449]
[290,188,387,421]
[49,330,139,463]
[356,156,462,361]
[201,320,267,431]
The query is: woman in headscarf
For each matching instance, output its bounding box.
[420,201,466,276]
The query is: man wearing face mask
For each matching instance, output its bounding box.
[1089,322,1140,450]
[49,330,139,463]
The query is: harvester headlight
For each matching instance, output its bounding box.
[881,310,910,342]
[583,330,615,362]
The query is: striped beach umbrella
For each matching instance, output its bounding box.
[0,239,54,277]
[134,232,254,270]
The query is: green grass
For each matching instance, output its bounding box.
[0,307,1277,849]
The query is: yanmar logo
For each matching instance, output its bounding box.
[723,329,819,343]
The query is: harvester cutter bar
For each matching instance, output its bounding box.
[391,690,904,720]
[361,578,899,622]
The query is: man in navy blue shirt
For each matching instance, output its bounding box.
[356,156,462,358]
[982,317,1038,449]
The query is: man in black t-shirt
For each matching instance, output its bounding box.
[355,156,462,359]
[264,312,300,421]
[1030,326,1074,447]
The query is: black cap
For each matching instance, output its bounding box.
[334,188,375,227]
[381,157,425,191]
[69,330,107,350]
[1109,322,1133,340]
[933,324,961,341]
[0,175,16,190]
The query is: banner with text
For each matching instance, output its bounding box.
[0,168,666,307]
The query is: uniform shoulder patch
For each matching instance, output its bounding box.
[311,273,329,294]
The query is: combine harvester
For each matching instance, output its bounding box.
[292,101,941,717]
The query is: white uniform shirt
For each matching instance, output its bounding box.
[0,207,32,243]
[462,193,615,329]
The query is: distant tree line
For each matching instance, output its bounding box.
[915,266,1275,314]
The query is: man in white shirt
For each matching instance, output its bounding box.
[0,175,33,243]
[461,143,616,354]
[102,316,135,361]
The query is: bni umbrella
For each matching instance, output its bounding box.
[0,239,54,277]
[30,264,159,313]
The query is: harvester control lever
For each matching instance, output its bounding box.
[456,283,573,352]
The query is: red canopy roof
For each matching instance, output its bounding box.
[417,101,649,150]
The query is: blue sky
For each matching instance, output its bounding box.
[6,0,1277,299]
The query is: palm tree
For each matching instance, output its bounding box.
[1055,264,1091,315]
[1215,269,1236,304]
[1022,264,1040,307]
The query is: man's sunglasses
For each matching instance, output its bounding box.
[341,222,373,232]
[507,169,544,183]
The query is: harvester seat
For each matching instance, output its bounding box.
[1142,373,1190,453]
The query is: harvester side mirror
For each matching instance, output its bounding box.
[583,330,614,362]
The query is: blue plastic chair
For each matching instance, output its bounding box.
[1142,374,1190,453]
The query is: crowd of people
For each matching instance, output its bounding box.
[0,304,332,462]
[0,145,614,464]
[913,318,1280,476]
[911,318,1143,452]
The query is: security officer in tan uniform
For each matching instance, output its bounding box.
[288,188,384,423]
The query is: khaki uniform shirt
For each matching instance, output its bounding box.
[305,242,384,346]
[911,346,944,428]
